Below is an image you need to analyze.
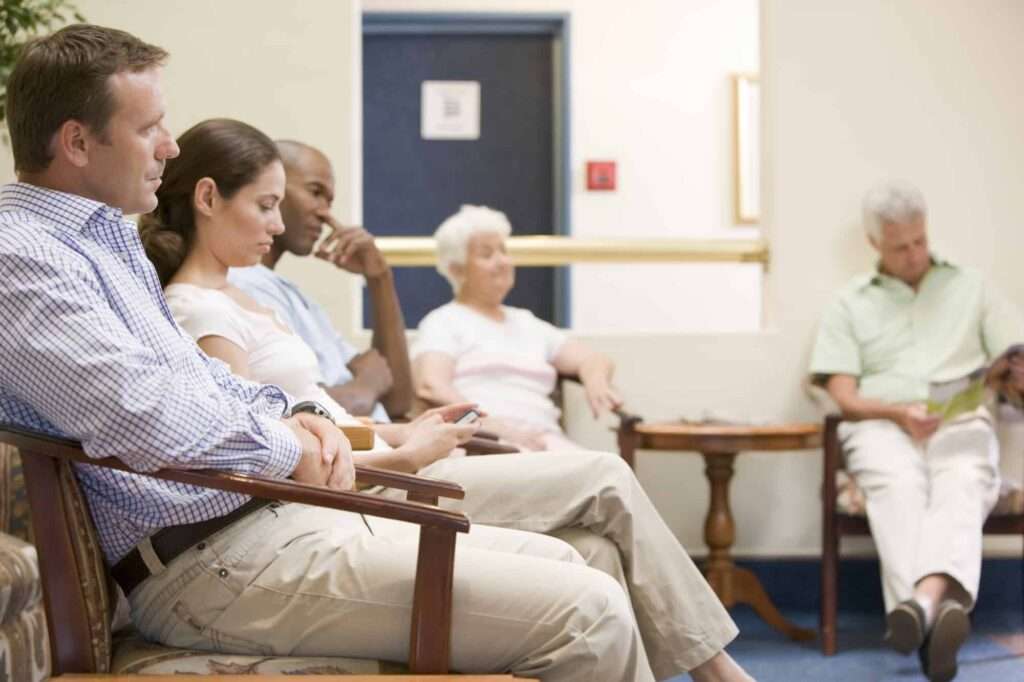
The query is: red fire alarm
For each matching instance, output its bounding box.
[586,161,616,191]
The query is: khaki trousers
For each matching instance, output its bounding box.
[840,414,1001,612]
[127,502,654,682]
[401,449,738,680]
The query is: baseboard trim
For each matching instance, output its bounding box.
[730,558,1022,614]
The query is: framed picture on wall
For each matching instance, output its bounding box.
[733,74,759,224]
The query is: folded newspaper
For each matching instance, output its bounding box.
[926,367,988,423]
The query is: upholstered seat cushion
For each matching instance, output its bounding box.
[112,627,407,675]
[836,472,1024,516]
[0,534,41,625]
[0,533,48,682]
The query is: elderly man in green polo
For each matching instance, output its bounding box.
[809,181,1024,682]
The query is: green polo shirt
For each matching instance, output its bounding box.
[809,259,1024,404]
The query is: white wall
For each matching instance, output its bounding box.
[363,0,762,333]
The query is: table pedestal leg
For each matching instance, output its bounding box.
[702,452,815,642]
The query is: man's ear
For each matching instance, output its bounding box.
[54,120,92,168]
[449,262,465,282]
[193,177,219,217]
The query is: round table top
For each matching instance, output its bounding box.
[627,421,822,453]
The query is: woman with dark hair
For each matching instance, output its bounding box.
[140,118,480,471]
[140,118,281,287]
[140,118,752,682]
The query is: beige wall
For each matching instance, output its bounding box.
[0,0,364,324]
[2,0,1020,557]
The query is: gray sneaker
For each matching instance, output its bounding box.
[885,599,926,654]
[919,599,970,682]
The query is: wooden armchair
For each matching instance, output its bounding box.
[820,413,1024,655]
[0,423,472,676]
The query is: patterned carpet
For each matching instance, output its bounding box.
[667,607,1024,681]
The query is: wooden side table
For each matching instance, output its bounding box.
[618,420,822,641]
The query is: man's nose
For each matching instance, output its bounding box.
[160,135,180,160]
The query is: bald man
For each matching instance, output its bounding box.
[229,140,412,421]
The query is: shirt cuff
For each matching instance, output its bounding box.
[258,415,303,478]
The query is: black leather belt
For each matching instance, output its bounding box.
[111,497,272,596]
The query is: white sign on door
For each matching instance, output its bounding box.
[421,80,480,140]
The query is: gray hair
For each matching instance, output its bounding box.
[434,204,512,292]
[862,181,927,241]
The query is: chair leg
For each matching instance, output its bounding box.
[409,525,457,673]
[821,522,839,655]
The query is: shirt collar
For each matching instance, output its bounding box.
[256,263,301,292]
[864,254,956,289]
[0,182,123,233]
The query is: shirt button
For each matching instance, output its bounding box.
[218,568,229,578]
[196,542,205,551]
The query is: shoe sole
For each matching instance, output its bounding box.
[886,604,925,653]
[926,604,970,682]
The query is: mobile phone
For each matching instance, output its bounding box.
[454,409,481,425]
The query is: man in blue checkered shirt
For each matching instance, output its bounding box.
[0,23,710,682]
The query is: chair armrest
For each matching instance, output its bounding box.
[614,408,642,429]
[355,464,465,500]
[0,425,469,532]
[339,424,375,450]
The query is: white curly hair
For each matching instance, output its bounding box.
[434,204,512,292]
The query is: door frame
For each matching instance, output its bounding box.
[362,12,572,326]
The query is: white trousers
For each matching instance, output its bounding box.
[406,449,738,679]
[840,414,1001,612]
[128,503,654,682]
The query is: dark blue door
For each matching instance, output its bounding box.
[362,26,560,327]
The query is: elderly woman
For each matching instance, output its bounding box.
[413,205,622,450]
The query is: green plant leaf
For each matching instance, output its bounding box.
[0,0,84,126]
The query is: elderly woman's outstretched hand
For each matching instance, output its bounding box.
[582,376,624,419]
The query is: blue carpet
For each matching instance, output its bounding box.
[666,607,1023,681]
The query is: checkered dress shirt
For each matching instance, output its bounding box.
[0,183,301,564]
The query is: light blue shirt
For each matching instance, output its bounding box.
[0,183,300,563]
[229,265,389,422]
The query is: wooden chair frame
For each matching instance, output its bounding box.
[820,413,1024,655]
[0,423,471,676]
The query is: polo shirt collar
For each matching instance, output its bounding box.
[865,255,956,289]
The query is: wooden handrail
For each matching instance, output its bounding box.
[376,235,769,266]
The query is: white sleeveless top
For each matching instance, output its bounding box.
[164,283,378,443]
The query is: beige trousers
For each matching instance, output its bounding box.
[398,449,738,679]
[127,502,654,682]
[840,414,1001,612]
